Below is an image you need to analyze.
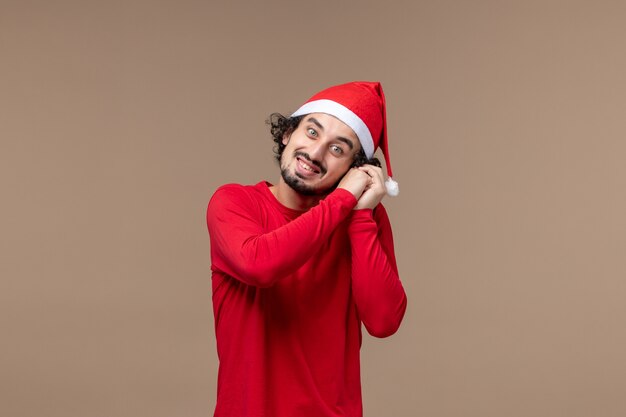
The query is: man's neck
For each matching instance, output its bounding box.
[270,178,325,211]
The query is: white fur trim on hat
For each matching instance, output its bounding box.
[291,99,375,159]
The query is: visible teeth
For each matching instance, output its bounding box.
[299,159,314,172]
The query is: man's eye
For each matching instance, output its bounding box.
[330,145,344,155]
[307,128,317,136]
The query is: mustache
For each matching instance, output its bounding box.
[294,151,327,175]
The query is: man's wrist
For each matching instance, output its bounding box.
[331,187,359,207]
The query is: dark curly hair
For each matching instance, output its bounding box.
[267,113,382,168]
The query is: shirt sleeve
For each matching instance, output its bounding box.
[348,205,408,338]
[206,185,357,287]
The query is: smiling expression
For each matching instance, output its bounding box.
[280,113,361,195]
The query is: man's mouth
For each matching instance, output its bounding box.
[296,157,321,174]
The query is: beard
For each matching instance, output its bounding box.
[280,152,337,196]
[280,167,325,196]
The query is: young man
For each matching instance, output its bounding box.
[206,81,407,417]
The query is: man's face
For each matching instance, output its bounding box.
[280,113,361,196]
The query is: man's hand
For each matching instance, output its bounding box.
[337,168,371,200]
[354,165,386,210]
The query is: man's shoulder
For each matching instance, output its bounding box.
[212,181,267,198]
[213,182,250,196]
[208,181,269,211]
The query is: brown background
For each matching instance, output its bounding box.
[2,1,626,416]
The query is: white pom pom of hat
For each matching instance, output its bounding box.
[385,177,399,197]
[292,81,399,197]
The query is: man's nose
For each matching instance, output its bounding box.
[307,140,326,162]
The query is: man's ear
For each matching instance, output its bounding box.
[282,131,291,146]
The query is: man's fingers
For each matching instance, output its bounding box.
[338,167,375,199]
[358,165,384,186]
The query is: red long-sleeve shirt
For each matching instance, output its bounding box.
[206,181,407,417]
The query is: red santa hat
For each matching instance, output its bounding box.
[291,81,399,196]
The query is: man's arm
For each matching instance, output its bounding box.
[207,185,356,287]
[347,164,407,337]
[349,205,407,337]
[206,168,372,287]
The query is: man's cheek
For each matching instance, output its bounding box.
[331,170,351,191]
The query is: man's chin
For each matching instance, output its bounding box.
[281,169,334,196]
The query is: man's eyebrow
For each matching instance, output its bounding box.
[336,136,355,150]
[306,116,355,150]
[306,117,324,130]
